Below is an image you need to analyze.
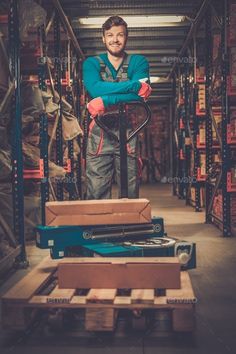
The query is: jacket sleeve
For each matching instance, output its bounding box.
[101,93,142,107]
[129,55,150,83]
[101,56,150,106]
[82,57,141,98]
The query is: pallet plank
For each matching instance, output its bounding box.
[154,272,196,305]
[131,289,155,304]
[70,296,87,305]
[113,296,132,305]
[86,289,117,303]
[2,256,58,302]
[46,286,76,304]
[166,272,196,302]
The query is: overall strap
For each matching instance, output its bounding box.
[95,55,114,82]
[96,54,132,82]
[116,53,131,82]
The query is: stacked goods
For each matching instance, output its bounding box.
[197,120,221,147]
[229,3,236,47]
[200,153,206,176]
[228,47,236,95]
[190,187,205,208]
[228,5,236,94]
[197,84,206,113]
[138,104,169,182]
[230,108,236,138]
[213,190,236,225]
[212,190,223,219]
[199,123,205,145]
[231,194,236,226]
[213,152,221,163]
[196,66,205,81]
[231,167,236,184]
[212,108,222,145]
[190,150,194,177]
[213,34,221,62]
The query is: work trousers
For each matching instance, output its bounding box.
[86,119,139,199]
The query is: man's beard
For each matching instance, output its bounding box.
[105,43,126,57]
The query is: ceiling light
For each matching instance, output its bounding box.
[77,16,186,28]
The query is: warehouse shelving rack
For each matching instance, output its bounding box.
[173,0,236,236]
[173,67,188,199]
[190,34,208,212]
[5,0,85,269]
[38,24,49,226]
[9,0,27,266]
[205,0,236,236]
[173,38,206,211]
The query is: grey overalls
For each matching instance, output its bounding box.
[86,54,139,199]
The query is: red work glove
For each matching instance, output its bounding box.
[138,82,152,101]
[87,97,105,118]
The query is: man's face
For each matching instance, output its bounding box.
[102,25,127,57]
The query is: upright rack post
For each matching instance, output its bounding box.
[65,40,76,200]
[38,25,49,225]
[183,60,192,205]
[9,0,27,265]
[192,83,201,212]
[76,58,83,199]
[54,14,64,200]
[221,0,231,236]
[205,7,214,223]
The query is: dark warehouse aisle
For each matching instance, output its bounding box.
[1,184,236,354]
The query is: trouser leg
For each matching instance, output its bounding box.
[86,153,114,199]
[114,136,139,198]
[86,123,114,199]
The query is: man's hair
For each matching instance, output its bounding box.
[102,16,128,36]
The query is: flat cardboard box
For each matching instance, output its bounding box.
[45,198,151,226]
[58,257,181,289]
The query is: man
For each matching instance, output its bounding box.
[83,16,151,199]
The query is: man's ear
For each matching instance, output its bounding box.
[102,35,105,44]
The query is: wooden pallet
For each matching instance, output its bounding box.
[1,256,196,333]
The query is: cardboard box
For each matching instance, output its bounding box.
[58,257,181,289]
[45,198,152,226]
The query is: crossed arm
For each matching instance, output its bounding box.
[82,55,151,116]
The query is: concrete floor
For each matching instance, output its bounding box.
[1,183,236,354]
